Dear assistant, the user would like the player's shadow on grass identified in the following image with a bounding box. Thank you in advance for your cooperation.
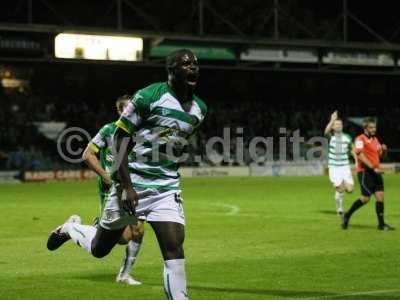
[78,278,335,298]
[188,286,399,299]
[72,273,120,283]
[73,272,159,284]
[71,275,399,299]
[163,284,336,298]
[348,224,378,230]
[319,210,338,215]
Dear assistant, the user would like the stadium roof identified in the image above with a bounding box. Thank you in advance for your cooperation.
[2,1,400,75]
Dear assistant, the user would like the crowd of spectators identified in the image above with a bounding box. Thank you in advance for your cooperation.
[0,89,111,171]
[1,87,399,171]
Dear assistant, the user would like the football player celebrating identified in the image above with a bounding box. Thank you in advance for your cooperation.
[47,49,207,300]
[324,111,355,215]
[342,117,394,230]
[82,95,144,285]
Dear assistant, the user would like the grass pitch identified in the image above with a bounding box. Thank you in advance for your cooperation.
[0,176,400,300]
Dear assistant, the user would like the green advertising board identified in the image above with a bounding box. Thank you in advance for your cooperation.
[151,42,236,60]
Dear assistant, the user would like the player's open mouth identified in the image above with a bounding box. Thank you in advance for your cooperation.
[186,73,198,86]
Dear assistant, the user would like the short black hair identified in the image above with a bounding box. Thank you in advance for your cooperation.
[363,117,377,128]
[166,49,195,72]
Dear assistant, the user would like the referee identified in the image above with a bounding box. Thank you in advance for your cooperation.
[342,117,394,230]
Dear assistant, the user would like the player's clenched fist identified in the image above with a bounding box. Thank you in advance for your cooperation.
[121,187,139,215]
[102,174,112,187]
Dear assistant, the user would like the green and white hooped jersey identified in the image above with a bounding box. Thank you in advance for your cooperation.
[116,82,207,191]
[90,122,117,207]
[91,122,117,172]
[327,133,353,167]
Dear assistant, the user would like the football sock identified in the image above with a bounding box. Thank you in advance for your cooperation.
[118,241,141,278]
[163,259,188,300]
[64,223,96,254]
[335,191,344,212]
[346,199,364,219]
[376,201,385,227]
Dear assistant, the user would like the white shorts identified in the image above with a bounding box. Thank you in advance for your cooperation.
[328,165,354,187]
[100,184,185,230]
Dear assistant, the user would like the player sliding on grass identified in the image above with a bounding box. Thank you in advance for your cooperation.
[82,95,144,286]
[47,49,207,300]
[342,117,394,231]
[324,111,356,215]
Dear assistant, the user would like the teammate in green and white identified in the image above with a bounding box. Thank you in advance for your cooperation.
[47,49,206,300]
[324,111,356,215]
[82,95,144,286]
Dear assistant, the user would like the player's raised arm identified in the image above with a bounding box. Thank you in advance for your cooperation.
[82,142,111,186]
[324,110,338,136]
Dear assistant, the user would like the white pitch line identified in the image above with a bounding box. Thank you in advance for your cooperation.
[213,203,241,216]
[295,289,400,300]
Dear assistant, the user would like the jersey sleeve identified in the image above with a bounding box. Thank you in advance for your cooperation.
[354,136,364,154]
[90,126,108,153]
[115,91,150,134]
